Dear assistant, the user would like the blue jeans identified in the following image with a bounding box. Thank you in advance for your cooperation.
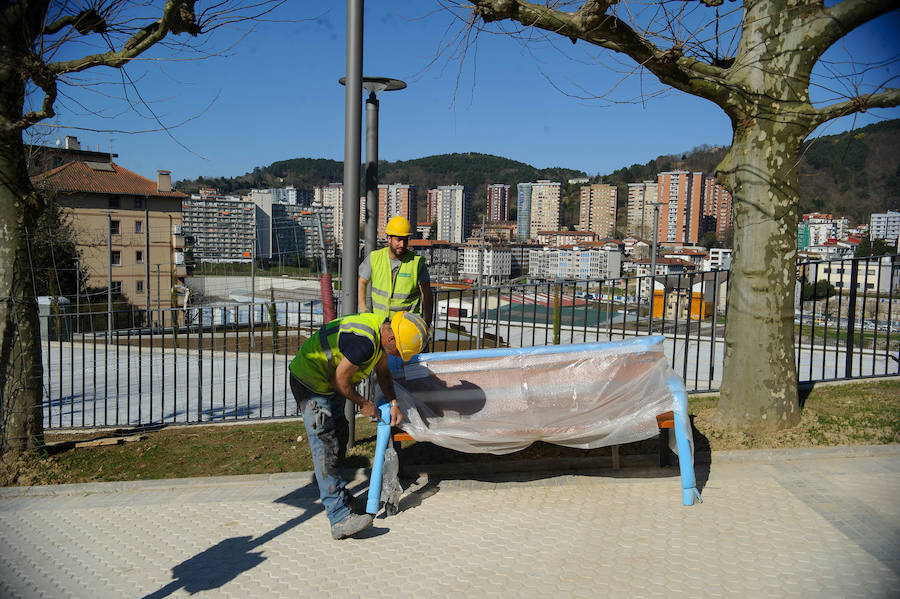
[291,377,351,525]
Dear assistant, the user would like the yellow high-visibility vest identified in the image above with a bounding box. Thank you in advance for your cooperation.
[369,247,423,320]
[289,312,385,395]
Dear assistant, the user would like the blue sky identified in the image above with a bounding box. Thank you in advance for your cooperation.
[32,1,900,183]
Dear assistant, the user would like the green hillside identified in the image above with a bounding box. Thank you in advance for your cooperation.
[176,119,900,229]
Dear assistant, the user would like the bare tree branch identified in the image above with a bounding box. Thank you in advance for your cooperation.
[806,0,899,62]
[50,0,201,75]
[811,87,900,127]
[468,0,730,101]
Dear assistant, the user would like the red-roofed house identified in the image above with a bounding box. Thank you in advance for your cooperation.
[32,160,188,313]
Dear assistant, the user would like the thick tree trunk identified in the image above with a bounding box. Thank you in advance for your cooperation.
[714,121,805,431]
[0,58,45,456]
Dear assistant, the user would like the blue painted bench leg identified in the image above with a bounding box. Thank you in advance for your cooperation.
[366,402,392,515]
[668,375,702,506]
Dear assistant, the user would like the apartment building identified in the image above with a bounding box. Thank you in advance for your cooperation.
[314,183,345,249]
[459,243,512,284]
[536,230,599,247]
[436,185,472,243]
[626,181,658,238]
[183,189,256,263]
[486,184,510,222]
[578,183,617,238]
[870,210,900,243]
[701,178,733,241]
[472,221,517,243]
[798,212,850,250]
[426,188,440,223]
[409,239,459,283]
[528,246,622,280]
[656,171,705,245]
[378,183,417,240]
[517,180,561,241]
[32,160,187,309]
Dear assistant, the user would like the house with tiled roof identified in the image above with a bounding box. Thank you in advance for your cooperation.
[32,158,188,314]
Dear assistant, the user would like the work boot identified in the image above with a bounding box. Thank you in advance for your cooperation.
[330,513,374,540]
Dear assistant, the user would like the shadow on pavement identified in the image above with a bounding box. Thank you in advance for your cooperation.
[141,476,366,598]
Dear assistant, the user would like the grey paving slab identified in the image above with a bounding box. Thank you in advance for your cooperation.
[1,447,899,598]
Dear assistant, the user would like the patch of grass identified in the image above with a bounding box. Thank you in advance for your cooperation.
[3,379,898,487]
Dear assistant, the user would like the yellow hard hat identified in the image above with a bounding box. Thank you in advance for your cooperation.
[385,215,411,237]
[390,311,428,361]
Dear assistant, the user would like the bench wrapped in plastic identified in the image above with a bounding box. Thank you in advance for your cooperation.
[383,335,701,506]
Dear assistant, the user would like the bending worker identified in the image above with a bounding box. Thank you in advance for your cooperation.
[288,311,428,540]
[358,215,434,337]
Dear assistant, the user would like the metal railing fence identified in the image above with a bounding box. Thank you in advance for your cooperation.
[38,255,899,430]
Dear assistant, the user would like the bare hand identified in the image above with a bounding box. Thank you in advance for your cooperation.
[390,405,404,427]
[360,400,377,419]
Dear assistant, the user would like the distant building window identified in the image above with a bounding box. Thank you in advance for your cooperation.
[135,220,143,234]
[111,250,121,266]
[110,220,120,235]
[136,280,144,293]
[135,198,144,209]
[109,197,120,209]
[111,281,122,295]
[136,250,143,264]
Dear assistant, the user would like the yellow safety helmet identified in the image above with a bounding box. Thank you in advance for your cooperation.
[385,215,412,237]
[390,311,428,361]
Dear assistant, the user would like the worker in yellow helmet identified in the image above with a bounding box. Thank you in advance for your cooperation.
[358,215,433,340]
[289,310,428,539]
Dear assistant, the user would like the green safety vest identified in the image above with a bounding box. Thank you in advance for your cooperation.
[370,247,423,320]
[289,312,385,395]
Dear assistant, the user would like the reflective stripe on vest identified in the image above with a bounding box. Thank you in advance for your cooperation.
[289,313,384,395]
[370,248,422,319]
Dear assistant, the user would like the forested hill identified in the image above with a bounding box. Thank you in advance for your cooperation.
[177,119,899,226]
[176,152,587,218]
[600,118,900,224]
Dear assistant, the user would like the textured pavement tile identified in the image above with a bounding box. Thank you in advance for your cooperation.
[1,452,899,598]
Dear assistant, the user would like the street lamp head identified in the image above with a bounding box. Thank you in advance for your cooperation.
[339,76,407,96]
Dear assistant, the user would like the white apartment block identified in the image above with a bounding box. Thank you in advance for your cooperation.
[436,185,472,243]
[870,210,900,243]
[798,213,850,249]
[626,181,658,238]
[703,247,733,271]
[459,244,512,283]
[182,194,256,263]
[314,183,344,249]
[579,183,617,238]
[528,247,622,280]
[517,180,560,240]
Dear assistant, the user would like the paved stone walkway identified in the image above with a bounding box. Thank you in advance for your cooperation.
[1,446,898,598]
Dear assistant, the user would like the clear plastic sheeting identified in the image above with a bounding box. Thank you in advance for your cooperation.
[391,336,688,455]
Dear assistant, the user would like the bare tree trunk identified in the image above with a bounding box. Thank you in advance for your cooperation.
[714,121,805,431]
[0,101,45,456]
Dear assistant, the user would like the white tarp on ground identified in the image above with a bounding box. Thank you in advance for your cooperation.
[391,336,683,455]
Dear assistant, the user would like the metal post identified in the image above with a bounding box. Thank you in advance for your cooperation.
[343,0,364,449]
[156,264,161,313]
[649,202,660,333]
[365,91,379,258]
[145,202,151,325]
[844,257,859,378]
[107,213,113,333]
[341,0,363,317]
[476,216,485,349]
[75,256,80,334]
[250,232,256,346]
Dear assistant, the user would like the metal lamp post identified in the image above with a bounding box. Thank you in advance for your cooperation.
[648,202,662,333]
[339,76,406,259]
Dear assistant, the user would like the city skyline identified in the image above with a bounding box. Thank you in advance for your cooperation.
[27,2,900,184]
